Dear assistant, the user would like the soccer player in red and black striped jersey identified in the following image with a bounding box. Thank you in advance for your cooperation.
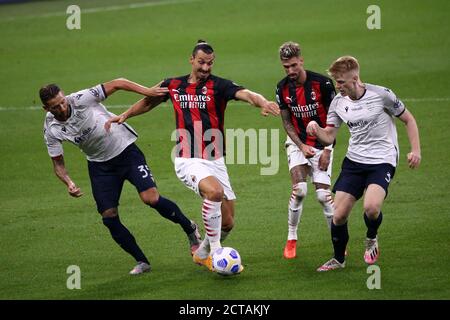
[275,41,337,260]
[106,40,279,273]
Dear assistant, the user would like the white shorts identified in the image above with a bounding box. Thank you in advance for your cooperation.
[285,137,333,185]
[174,157,236,200]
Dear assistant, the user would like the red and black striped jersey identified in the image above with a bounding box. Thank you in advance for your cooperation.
[161,75,244,159]
[276,70,336,149]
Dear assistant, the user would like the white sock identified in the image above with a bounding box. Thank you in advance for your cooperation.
[288,182,306,240]
[316,189,334,229]
[196,236,210,259]
[202,199,222,254]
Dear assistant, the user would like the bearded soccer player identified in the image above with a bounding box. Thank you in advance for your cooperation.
[307,56,421,271]
[41,78,201,275]
[105,40,280,273]
[275,41,336,259]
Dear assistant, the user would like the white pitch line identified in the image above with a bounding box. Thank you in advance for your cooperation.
[0,0,200,22]
[402,97,450,102]
[0,98,449,112]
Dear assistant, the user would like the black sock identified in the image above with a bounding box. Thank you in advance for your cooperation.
[150,196,194,235]
[102,216,149,264]
[331,221,349,263]
[364,211,383,239]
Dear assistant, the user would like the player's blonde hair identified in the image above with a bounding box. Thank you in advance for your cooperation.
[279,41,301,60]
[327,56,360,77]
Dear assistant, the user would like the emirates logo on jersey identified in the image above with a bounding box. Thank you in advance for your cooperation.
[173,92,211,109]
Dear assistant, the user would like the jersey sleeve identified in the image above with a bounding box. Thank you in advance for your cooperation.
[326,98,343,128]
[275,84,288,110]
[159,78,171,102]
[73,84,107,105]
[218,78,245,101]
[320,78,336,110]
[43,124,63,158]
[381,87,406,117]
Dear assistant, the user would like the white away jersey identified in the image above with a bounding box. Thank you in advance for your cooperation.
[43,84,138,162]
[327,83,406,167]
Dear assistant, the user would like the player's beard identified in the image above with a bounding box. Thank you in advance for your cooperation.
[288,73,299,82]
[197,70,210,81]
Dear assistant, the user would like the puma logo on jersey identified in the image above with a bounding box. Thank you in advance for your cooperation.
[286,96,293,103]
[171,89,180,93]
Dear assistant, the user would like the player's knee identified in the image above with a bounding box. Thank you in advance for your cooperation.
[292,182,307,199]
[363,203,381,217]
[203,187,224,202]
[333,214,347,225]
[316,188,332,205]
[141,188,160,207]
[101,208,118,218]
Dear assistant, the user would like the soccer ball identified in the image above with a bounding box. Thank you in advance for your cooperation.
[212,247,242,276]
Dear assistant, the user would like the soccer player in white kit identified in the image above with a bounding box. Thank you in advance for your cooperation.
[40,78,201,275]
[306,56,421,271]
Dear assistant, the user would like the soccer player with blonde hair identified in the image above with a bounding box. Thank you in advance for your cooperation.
[307,55,421,271]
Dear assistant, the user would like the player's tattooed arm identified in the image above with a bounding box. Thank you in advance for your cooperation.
[281,109,315,158]
[51,155,83,198]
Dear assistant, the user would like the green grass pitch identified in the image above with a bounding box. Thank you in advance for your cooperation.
[0,0,449,300]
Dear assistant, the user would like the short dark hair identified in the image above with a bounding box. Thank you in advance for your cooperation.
[192,39,214,57]
[39,84,61,105]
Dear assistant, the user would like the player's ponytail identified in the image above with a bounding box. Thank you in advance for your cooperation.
[192,39,214,56]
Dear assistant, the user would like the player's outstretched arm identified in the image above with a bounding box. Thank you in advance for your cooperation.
[306,120,338,146]
[104,95,165,132]
[235,89,280,116]
[102,78,169,97]
[398,109,421,169]
[51,155,83,198]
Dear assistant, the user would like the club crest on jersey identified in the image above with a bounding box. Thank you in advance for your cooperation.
[345,106,349,112]
[311,91,316,101]
[190,175,197,183]
[201,86,208,95]
[89,88,100,98]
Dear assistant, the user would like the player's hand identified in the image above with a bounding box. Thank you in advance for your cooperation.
[261,101,280,117]
[318,149,331,170]
[407,151,421,169]
[104,113,128,133]
[68,182,83,198]
[300,144,315,158]
[144,81,169,97]
[306,120,319,136]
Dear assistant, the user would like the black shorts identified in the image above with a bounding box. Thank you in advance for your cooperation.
[88,143,156,213]
[332,157,396,200]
